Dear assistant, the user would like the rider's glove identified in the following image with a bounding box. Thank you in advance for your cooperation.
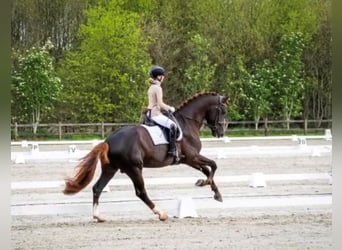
[169,106,175,113]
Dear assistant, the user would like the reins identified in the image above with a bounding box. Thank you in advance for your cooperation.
[178,111,202,125]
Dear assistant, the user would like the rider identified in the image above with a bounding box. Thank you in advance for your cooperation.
[147,65,179,161]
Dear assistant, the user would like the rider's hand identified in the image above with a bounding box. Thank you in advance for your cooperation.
[169,106,175,113]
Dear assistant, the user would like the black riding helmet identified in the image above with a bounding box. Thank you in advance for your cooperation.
[149,66,165,78]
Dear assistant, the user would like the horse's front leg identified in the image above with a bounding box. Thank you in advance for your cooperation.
[92,165,118,222]
[125,166,168,221]
[187,154,223,202]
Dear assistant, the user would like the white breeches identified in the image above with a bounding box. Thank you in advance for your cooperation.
[151,114,176,129]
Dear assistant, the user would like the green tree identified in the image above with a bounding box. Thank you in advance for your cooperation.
[57,0,151,122]
[11,0,90,61]
[302,0,332,124]
[248,60,273,129]
[183,34,216,98]
[12,41,62,133]
[249,32,305,129]
[273,32,305,128]
[11,0,332,125]
[220,55,251,121]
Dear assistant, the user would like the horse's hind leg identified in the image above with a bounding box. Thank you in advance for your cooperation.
[92,164,118,222]
[125,166,168,221]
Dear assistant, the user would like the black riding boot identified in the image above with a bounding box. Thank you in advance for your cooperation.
[168,125,179,162]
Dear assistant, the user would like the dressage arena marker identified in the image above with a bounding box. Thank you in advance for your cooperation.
[68,145,78,154]
[30,142,39,154]
[15,154,25,164]
[223,137,231,143]
[21,140,28,147]
[177,196,198,218]
[297,137,307,147]
[325,129,332,140]
[248,172,267,188]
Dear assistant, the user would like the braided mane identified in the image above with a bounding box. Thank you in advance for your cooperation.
[177,91,218,110]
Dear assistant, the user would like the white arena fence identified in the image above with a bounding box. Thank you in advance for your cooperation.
[11,133,332,163]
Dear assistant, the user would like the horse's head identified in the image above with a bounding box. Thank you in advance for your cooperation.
[205,95,229,138]
[177,92,229,138]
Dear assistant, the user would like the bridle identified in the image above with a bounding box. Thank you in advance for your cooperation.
[206,96,227,132]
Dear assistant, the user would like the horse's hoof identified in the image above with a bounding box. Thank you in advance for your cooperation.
[159,213,169,221]
[93,215,106,223]
[195,179,206,187]
[214,194,223,202]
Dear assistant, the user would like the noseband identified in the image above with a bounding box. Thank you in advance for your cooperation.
[207,96,226,131]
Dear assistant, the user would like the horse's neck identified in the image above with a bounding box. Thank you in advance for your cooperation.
[178,99,212,122]
[175,107,205,131]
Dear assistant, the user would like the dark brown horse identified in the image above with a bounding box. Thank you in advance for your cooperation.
[63,92,229,222]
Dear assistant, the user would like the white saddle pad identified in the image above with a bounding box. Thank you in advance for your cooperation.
[141,125,183,146]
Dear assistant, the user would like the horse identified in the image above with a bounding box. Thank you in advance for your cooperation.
[63,92,229,222]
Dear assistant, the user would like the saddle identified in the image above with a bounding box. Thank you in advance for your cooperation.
[141,109,181,141]
[141,108,182,164]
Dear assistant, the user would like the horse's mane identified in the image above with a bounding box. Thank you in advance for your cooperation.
[176,91,218,110]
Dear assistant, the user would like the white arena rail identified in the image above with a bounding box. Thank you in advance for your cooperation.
[11,139,332,163]
[10,132,333,147]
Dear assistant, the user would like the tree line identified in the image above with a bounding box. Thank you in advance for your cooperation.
[11,0,332,129]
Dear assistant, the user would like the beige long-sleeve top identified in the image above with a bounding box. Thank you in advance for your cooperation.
[147,80,172,117]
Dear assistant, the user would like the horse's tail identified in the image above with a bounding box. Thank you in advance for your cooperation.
[63,142,110,195]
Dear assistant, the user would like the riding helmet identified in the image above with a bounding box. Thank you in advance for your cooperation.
[149,66,165,78]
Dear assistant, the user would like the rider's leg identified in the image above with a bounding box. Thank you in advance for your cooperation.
[168,124,179,160]
[168,124,176,154]
[151,114,179,161]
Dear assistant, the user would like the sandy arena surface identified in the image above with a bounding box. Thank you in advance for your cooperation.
[11,138,332,250]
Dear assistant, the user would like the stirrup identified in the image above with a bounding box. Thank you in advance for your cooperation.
[167,150,175,156]
[168,150,180,163]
